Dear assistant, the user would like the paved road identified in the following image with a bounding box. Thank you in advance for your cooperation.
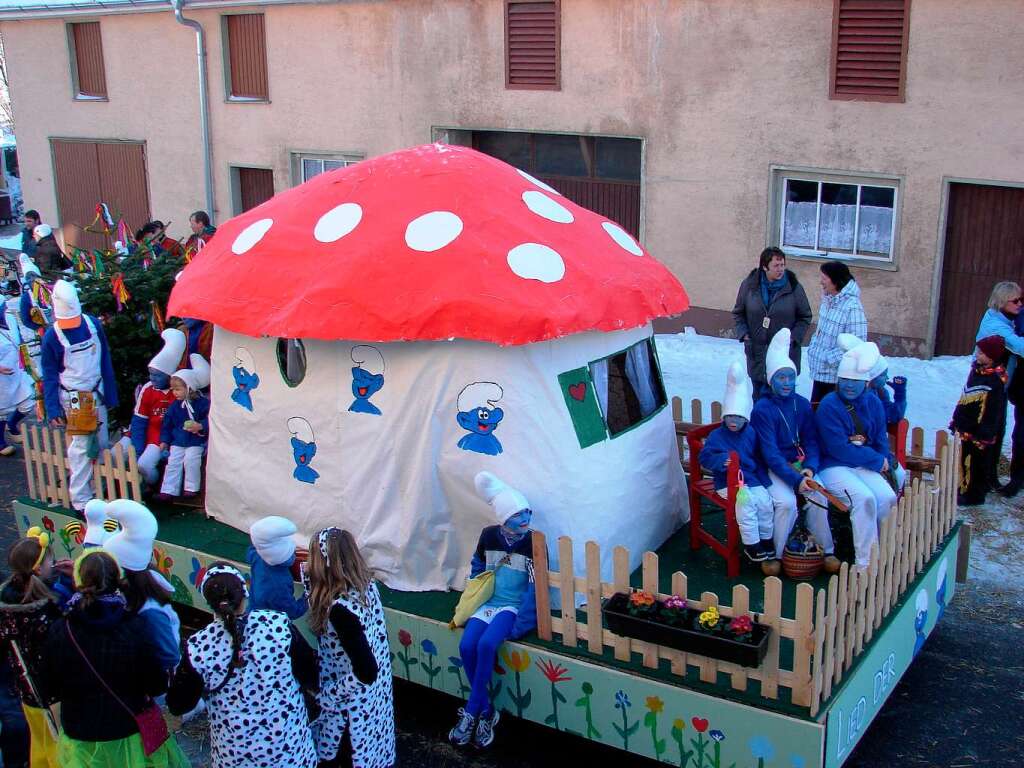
[0,450,1020,767]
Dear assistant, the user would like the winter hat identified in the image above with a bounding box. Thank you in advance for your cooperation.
[868,353,889,382]
[103,499,158,572]
[148,328,187,375]
[765,328,797,382]
[250,516,298,567]
[721,360,753,420]
[51,279,81,320]
[457,382,503,414]
[976,335,1006,362]
[83,500,114,547]
[171,367,200,393]
[474,471,530,526]
[189,353,211,390]
[32,224,52,240]
[837,341,881,382]
[18,253,40,279]
[837,333,864,353]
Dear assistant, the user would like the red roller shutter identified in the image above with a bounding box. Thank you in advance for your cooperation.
[226,13,269,100]
[829,0,911,103]
[70,22,107,98]
[238,168,274,212]
[505,0,560,90]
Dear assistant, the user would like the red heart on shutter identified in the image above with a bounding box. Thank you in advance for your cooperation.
[568,382,587,402]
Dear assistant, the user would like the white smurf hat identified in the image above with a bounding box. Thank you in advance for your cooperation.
[171,367,200,393]
[250,516,298,567]
[51,279,81,320]
[837,341,881,382]
[287,416,314,444]
[234,347,255,372]
[457,382,503,414]
[868,353,889,381]
[351,345,385,375]
[722,360,753,420]
[18,253,40,279]
[189,353,211,390]
[837,333,864,353]
[103,499,158,572]
[82,500,113,547]
[148,328,187,375]
[474,471,530,526]
[32,224,52,240]
[765,328,797,383]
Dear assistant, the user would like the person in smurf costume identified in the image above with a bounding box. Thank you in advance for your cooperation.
[80,498,119,548]
[247,515,307,619]
[131,328,186,487]
[230,347,259,412]
[349,345,385,415]
[456,382,504,455]
[288,417,319,484]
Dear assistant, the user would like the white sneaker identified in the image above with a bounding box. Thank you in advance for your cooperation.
[473,708,500,749]
[448,707,475,747]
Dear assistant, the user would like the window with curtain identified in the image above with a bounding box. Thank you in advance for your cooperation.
[587,337,666,437]
[297,153,362,184]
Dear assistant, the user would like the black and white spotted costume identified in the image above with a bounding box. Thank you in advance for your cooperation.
[169,609,318,768]
[314,581,396,767]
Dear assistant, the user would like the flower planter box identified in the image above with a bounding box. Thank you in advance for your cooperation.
[602,592,770,669]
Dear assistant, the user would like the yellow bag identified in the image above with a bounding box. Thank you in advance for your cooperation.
[449,570,495,629]
[65,391,98,436]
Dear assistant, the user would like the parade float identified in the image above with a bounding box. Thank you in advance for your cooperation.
[14,144,968,767]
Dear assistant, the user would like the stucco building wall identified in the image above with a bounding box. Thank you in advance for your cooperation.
[3,0,1023,354]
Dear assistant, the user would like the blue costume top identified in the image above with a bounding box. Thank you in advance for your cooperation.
[699,424,770,491]
[815,390,892,472]
[40,316,119,420]
[871,380,907,426]
[18,291,44,332]
[246,546,307,620]
[977,308,1024,378]
[469,526,536,640]
[160,396,210,448]
[751,391,821,491]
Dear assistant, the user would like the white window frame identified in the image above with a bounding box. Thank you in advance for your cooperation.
[290,151,363,186]
[769,166,902,270]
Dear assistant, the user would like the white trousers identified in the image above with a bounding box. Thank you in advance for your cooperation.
[137,443,163,486]
[0,395,35,420]
[767,471,835,558]
[61,394,109,511]
[160,445,203,495]
[818,466,899,566]
[719,485,773,546]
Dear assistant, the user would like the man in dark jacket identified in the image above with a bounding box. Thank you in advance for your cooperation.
[732,247,813,394]
[19,210,40,257]
[30,225,69,278]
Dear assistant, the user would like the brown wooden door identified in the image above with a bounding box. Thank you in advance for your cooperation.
[935,183,1024,356]
[539,176,641,238]
[238,168,274,212]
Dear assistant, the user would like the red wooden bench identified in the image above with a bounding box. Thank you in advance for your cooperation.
[685,422,743,578]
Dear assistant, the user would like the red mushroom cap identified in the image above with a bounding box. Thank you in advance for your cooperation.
[169,144,688,346]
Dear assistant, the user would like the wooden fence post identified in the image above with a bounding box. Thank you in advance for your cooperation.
[791,583,814,707]
[698,590,720,683]
[730,584,750,691]
[641,552,660,669]
[823,573,839,699]
[810,587,828,718]
[760,577,782,699]
[833,562,849,684]
[532,531,552,641]
[557,536,577,649]
[612,546,631,662]
[585,541,603,654]
[670,571,687,676]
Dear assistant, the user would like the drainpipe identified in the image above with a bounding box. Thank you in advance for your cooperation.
[172,0,215,222]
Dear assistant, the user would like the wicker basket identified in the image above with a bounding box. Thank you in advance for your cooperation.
[782,547,824,580]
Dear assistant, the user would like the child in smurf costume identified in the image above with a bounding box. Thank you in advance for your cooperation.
[0,305,36,457]
[838,334,907,427]
[349,345,385,415]
[247,515,307,619]
[449,471,536,750]
[700,361,776,564]
[456,382,504,455]
[287,417,319,484]
[131,328,186,487]
[230,347,259,412]
[158,366,210,500]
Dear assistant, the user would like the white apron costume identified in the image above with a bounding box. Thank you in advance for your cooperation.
[54,316,109,509]
[0,320,35,418]
[4,298,41,383]
[314,582,396,767]
[187,609,318,768]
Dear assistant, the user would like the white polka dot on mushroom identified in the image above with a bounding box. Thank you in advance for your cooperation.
[602,221,643,256]
[231,218,273,255]
[522,190,574,224]
[314,203,362,243]
[507,243,565,283]
[405,211,464,252]
[516,168,561,195]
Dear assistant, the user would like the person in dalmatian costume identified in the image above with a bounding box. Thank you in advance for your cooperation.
[168,562,319,768]
[449,472,537,750]
[306,527,395,768]
[130,328,187,487]
[40,279,118,512]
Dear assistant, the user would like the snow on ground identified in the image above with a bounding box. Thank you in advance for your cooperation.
[655,330,1024,591]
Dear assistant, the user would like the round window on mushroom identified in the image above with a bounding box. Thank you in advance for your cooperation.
[276,338,307,387]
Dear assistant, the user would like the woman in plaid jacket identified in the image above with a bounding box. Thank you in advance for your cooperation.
[807,261,868,405]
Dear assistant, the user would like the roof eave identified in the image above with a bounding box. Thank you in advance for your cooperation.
[0,0,318,21]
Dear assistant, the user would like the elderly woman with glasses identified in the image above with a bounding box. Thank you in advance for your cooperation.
[975,281,1024,495]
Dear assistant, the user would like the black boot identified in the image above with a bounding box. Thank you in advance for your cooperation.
[1002,453,1024,498]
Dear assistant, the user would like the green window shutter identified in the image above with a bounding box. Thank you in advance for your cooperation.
[558,367,607,449]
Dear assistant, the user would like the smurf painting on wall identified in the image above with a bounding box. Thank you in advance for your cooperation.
[231,347,259,412]
[287,417,319,484]
[349,345,385,415]
[456,382,505,455]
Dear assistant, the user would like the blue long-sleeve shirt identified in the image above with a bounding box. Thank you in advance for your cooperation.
[159,396,209,448]
[699,424,770,490]
[751,392,820,490]
[246,546,307,620]
[816,390,892,472]
[977,309,1024,379]
[40,315,119,420]
[872,381,907,426]
[19,291,43,332]
[469,526,537,640]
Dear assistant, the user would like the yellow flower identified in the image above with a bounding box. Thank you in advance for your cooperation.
[698,605,721,629]
[501,649,532,673]
[673,718,686,731]
[645,696,664,714]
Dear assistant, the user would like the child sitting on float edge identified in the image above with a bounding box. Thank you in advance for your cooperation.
[951,335,1008,507]
[158,367,209,500]
[699,361,776,564]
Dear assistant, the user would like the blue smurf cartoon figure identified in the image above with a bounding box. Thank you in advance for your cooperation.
[935,557,948,624]
[456,382,505,455]
[912,588,929,658]
[349,345,385,416]
[231,346,260,412]
[287,416,320,484]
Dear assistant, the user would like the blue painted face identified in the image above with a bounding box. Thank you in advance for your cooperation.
[148,367,170,390]
[457,406,504,435]
[503,509,532,535]
[770,368,797,398]
[870,370,888,390]
[351,367,384,400]
[837,378,867,401]
[723,415,748,432]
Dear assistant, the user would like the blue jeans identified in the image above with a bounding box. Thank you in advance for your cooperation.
[458,611,517,718]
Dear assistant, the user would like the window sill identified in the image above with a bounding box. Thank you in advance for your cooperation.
[73,94,107,102]
[782,248,898,272]
[226,96,270,104]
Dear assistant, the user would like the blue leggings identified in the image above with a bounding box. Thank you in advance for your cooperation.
[459,611,516,717]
